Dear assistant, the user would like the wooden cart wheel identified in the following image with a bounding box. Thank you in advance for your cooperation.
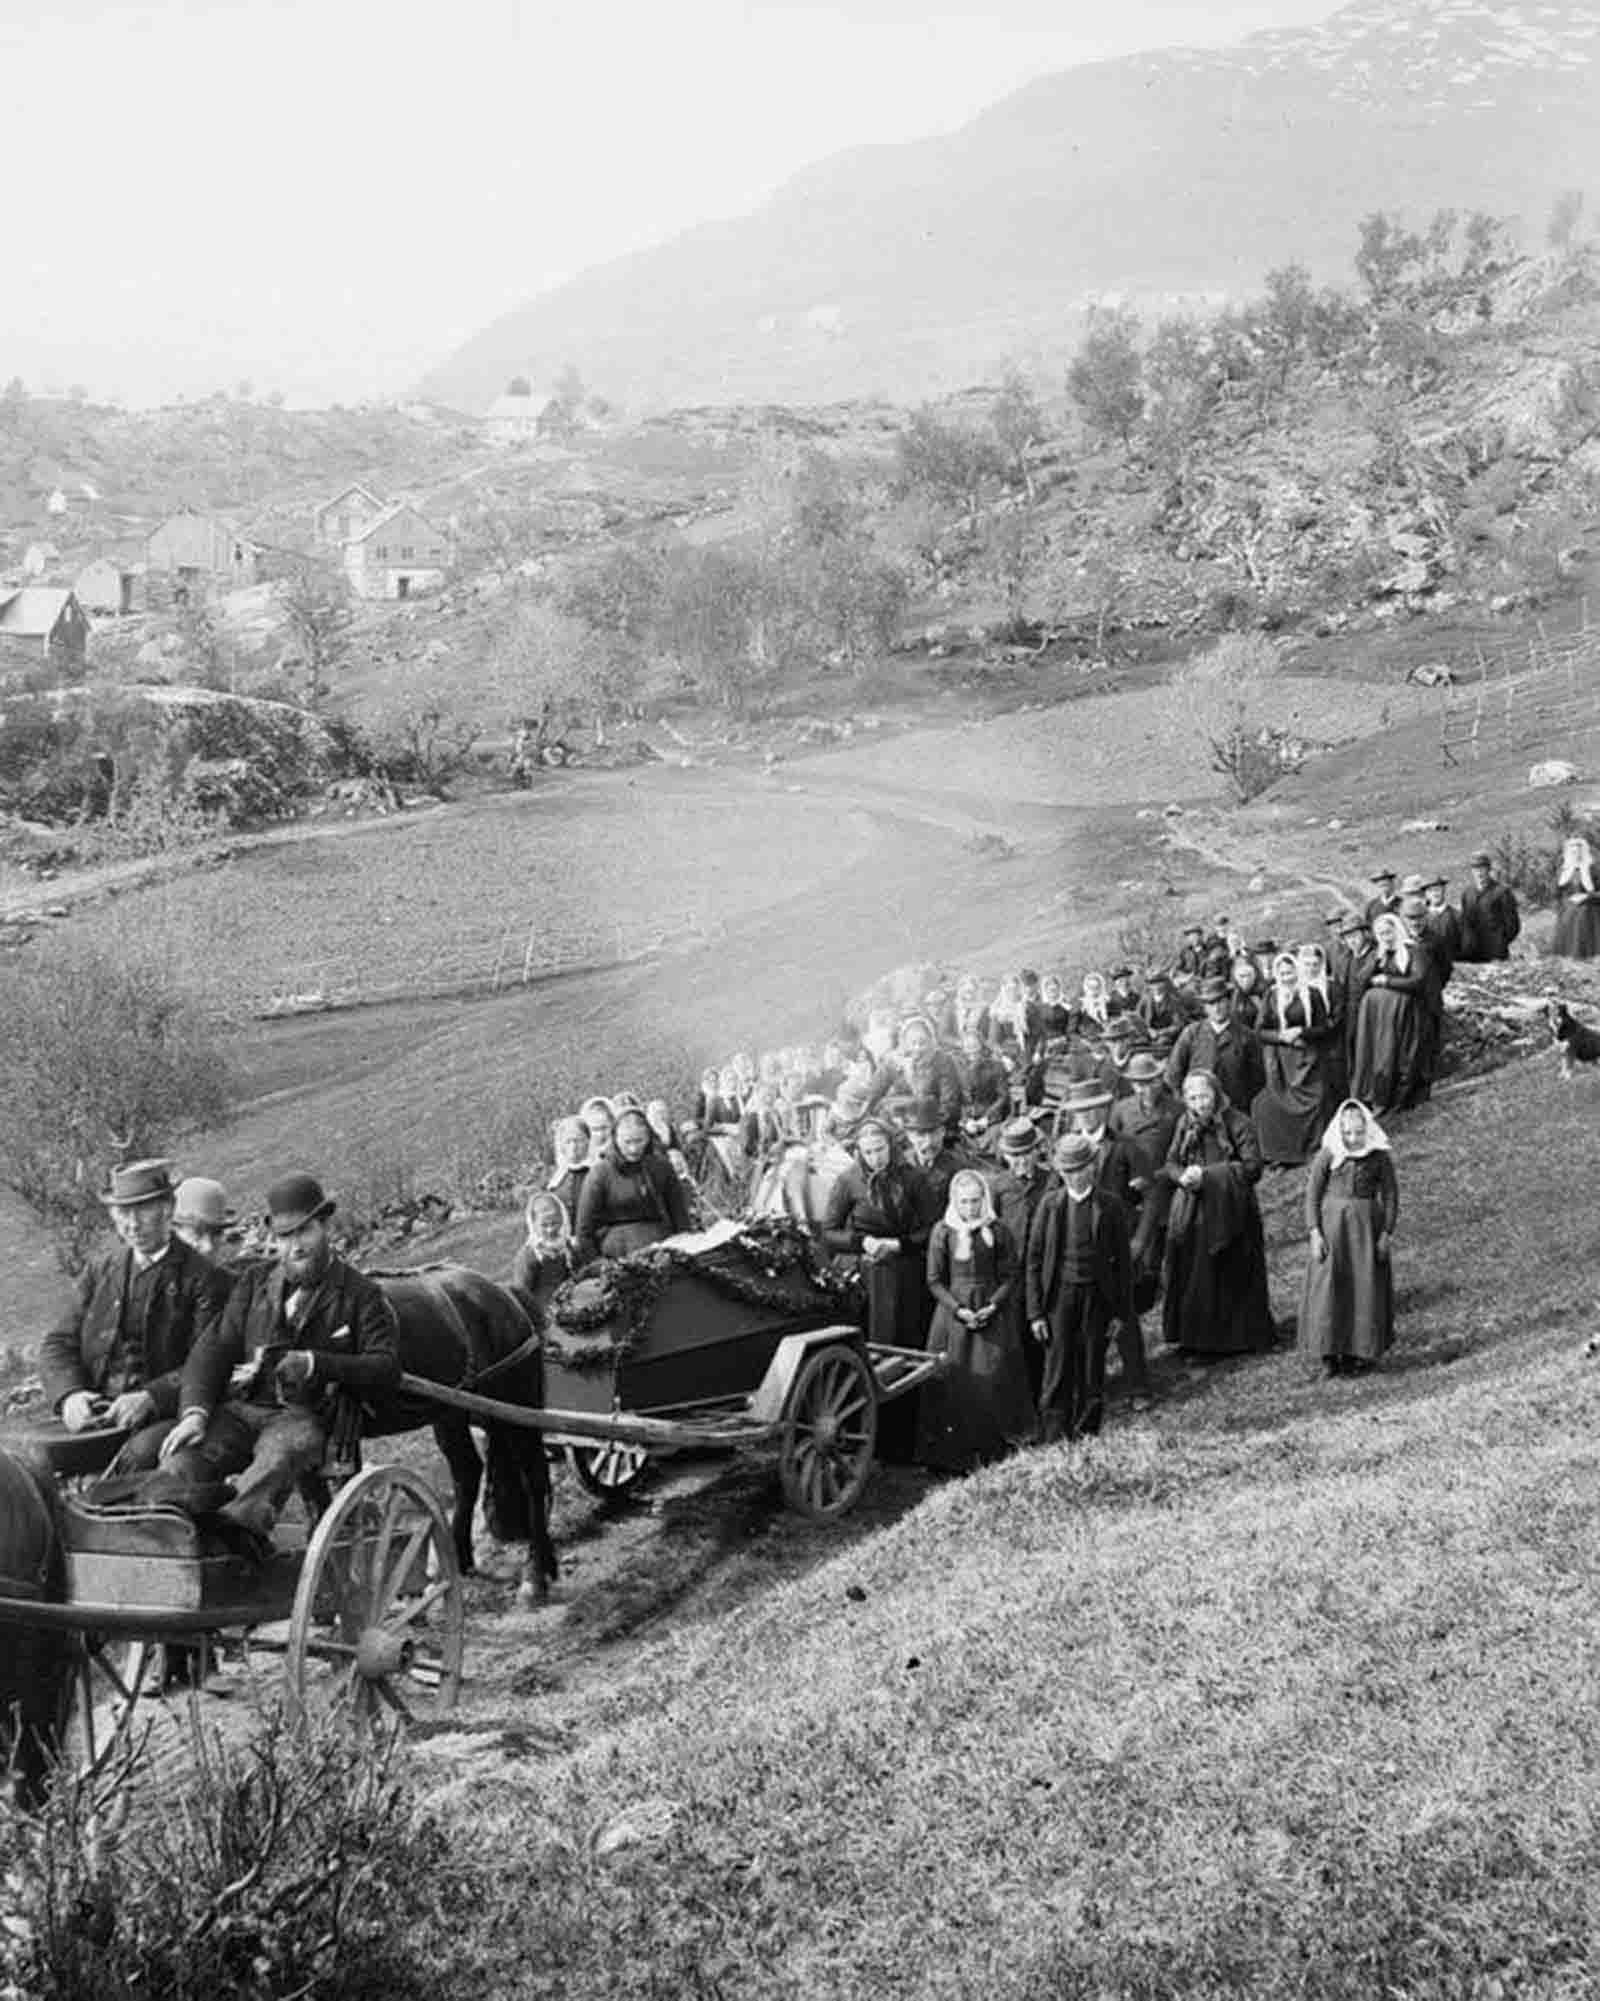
[778,1342,878,1521]
[567,1440,651,1498]
[285,1465,463,1732]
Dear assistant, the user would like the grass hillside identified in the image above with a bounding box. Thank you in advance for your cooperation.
[395,1051,1600,1998]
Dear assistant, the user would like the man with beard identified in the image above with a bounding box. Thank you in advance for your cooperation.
[1025,1133,1135,1443]
[903,1098,964,1219]
[155,1172,399,1541]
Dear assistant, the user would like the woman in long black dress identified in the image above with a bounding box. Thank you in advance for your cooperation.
[1158,1069,1274,1356]
[1552,836,1600,960]
[821,1117,930,1461]
[1298,1099,1399,1377]
[1253,951,1340,1166]
[916,1170,1033,1471]
[1349,912,1434,1114]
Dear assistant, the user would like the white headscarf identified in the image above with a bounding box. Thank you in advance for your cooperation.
[942,1168,997,1261]
[1559,837,1595,895]
[1371,911,1413,974]
[1320,1098,1391,1169]
[1079,972,1109,1028]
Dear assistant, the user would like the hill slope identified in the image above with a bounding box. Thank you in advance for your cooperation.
[423,0,1600,413]
[391,1050,1600,1998]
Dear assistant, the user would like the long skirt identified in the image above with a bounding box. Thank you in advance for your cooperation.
[1039,1286,1113,1442]
[915,1272,1035,1471]
[1253,1044,1333,1166]
[1552,898,1600,960]
[1298,1191,1393,1362]
[1350,987,1430,1116]
[1161,1214,1274,1356]
[865,1249,929,1465]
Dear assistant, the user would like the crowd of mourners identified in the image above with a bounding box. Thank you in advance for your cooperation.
[43,837,1594,1511]
[509,843,1569,1472]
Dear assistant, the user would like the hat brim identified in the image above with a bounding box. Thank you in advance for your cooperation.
[268,1198,336,1236]
[175,1208,238,1228]
[99,1184,175,1208]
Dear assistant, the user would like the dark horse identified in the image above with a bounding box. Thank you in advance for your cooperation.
[371,1264,558,1606]
[0,1446,74,1806]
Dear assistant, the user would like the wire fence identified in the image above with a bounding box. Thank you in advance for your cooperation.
[1437,599,1600,768]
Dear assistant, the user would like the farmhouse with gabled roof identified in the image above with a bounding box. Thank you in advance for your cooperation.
[313,480,389,548]
[341,503,449,601]
[0,586,89,669]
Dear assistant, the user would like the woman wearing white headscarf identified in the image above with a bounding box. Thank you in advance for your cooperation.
[915,1169,1033,1470]
[1552,836,1600,960]
[1298,1100,1399,1376]
[1252,950,1341,1166]
[1349,912,1435,1114]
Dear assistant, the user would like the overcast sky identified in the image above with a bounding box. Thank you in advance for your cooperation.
[0,0,1343,406]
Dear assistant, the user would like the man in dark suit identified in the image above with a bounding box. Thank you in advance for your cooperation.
[1165,977,1265,1119]
[156,1172,399,1539]
[986,1117,1052,1404]
[1025,1133,1135,1443]
[1458,851,1521,962]
[39,1159,229,1471]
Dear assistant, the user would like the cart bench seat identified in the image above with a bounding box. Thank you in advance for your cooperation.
[61,1496,301,1619]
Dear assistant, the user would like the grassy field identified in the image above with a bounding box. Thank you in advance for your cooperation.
[379,1052,1600,2000]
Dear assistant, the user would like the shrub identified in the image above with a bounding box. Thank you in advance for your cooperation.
[5,1713,449,2001]
[0,941,231,1250]
[1490,829,1564,908]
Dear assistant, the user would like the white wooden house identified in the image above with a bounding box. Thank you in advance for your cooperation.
[341,504,449,601]
[145,510,258,602]
[75,556,139,616]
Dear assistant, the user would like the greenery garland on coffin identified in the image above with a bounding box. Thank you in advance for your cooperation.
[543,1218,862,1376]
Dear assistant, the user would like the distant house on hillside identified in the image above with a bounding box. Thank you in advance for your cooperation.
[145,509,258,604]
[313,480,389,548]
[75,555,140,616]
[0,586,89,670]
[342,503,449,601]
[484,384,558,447]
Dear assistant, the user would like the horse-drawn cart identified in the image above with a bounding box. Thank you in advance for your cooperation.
[415,1217,942,1519]
[0,1428,464,1809]
[0,1219,938,1798]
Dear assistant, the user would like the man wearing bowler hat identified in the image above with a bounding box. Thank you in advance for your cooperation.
[1025,1132,1135,1443]
[1365,868,1399,926]
[171,1177,239,1272]
[987,1117,1052,1405]
[1062,1077,1148,1394]
[1165,975,1265,1118]
[902,1097,962,1218]
[1458,850,1520,962]
[157,1171,399,1541]
[39,1159,229,1470]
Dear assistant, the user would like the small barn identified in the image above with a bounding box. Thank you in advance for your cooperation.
[313,481,389,548]
[75,556,139,616]
[0,587,90,670]
[342,504,450,601]
[145,510,258,602]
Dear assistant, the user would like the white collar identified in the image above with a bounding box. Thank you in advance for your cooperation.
[130,1242,171,1273]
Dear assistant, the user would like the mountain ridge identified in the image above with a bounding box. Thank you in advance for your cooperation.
[422,0,1600,414]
